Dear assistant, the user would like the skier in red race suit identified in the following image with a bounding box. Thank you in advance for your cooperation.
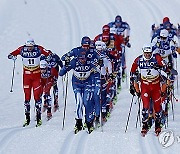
[130,44,169,136]
[40,60,57,120]
[8,39,50,127]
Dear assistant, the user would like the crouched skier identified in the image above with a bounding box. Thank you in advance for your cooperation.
[59,52,96,134]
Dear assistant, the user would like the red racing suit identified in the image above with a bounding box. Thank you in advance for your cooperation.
[10,45,50,102]
[41,66,57,95]
[130,53,166,113]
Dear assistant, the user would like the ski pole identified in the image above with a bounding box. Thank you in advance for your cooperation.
[125,95,134,133]
[62,73,68,130]
[100,90,103,132]
[170,91,175,121]
[135,97,141,128]
[10,59,16,92]
[62,74,66,100]
[175,58,178,94]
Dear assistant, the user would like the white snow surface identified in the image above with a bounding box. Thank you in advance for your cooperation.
[0,0,180,154]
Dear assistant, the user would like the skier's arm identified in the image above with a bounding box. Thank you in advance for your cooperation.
[38,45,50,56]
[59,59,75,76]
[55,54,63,68]
[61,48,77,61]
[8,46,23,59]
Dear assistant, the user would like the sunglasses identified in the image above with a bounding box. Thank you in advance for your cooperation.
[160,36,167,40]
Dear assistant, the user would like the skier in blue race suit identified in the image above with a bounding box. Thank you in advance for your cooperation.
[60,36,100,134]
[59,52,96,134]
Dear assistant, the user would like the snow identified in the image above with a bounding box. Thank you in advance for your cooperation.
[0,0,180,154]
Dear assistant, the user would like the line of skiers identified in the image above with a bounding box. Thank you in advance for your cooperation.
[130,16,179,136]
[7,15,179,135]
[7,15,130,134]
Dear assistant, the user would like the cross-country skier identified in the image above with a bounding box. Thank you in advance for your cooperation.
[94,41,113,123]
[108,15,131,82]
[60,37,98,134]
[151,29,177,83]
[130,44,169,136]
[41,51,63,112]
[40,60,58,120]
[8,39,50,127]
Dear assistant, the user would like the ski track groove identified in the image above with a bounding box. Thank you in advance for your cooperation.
[58,0,74,48]
[140,0,159,24]
[75,131,88,154]
[100,0,115,21]
[134,1,167,153]
[107,0,119,15]
[139,131,159,154]
[56,1,86,154]
[63,0,83,47]
[146,0,164,19]
[0,126,34,153]
[0,126,22,134]
[138,132,148,154]
[66,0,83,39]
[149,131,165,154]
[58,131,75,154]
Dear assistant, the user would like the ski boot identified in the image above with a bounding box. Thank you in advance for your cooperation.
[106,105,111,119]
[122,68,126,82]
[36,112,42,127]
[47,112,52,121]
[113,95,118,105]
[117,76,121,94]
[155,127,161,136]
[83,122,87,129]
[141,108,149,137]
[155,112,162,136]
[109,101,113,111]
[117,85,121,94]
[47,106,52,120]
[36,120,42,127]
[141,122,149,137]
[23,113,30,127]
[74,119,83,134]
[102,112,107,123]
[147,115,154,129]
[86,121,94,134]
[94,116,100,129]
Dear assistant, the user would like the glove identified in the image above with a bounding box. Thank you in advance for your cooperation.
[65,57,70,67]
[172,52,177,58]
[108,73,115,80]
[136,92,141,97]
[167,62,172,70]
[151,24,155,30]
[98,58,103,66]
[130,84,136,96]
[161,92,166,97]
[153,64,161,70]
[8,54,17,60]
[64,56,70,61]
[46,54,52,62]
[126,42,131,48]
[171,68,178,75]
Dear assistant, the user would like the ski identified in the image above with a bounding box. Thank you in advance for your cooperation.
[46,116,52,121]
[141,129,149,137]
[155,128,161,136]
